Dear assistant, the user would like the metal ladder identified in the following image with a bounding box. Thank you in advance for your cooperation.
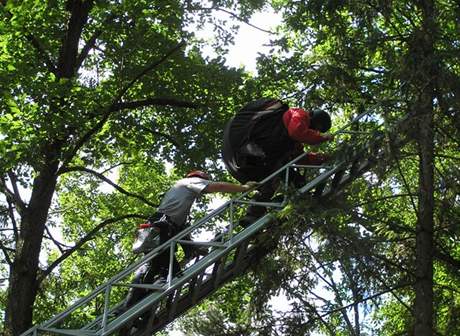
[21,110,394,336]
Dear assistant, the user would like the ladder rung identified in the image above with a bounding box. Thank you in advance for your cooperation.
[191,273,204,304]
[37,327,96,336]
[167,284,184,320]
[291,164,332,169]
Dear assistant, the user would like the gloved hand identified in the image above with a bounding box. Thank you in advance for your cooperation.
[323,134,335,141]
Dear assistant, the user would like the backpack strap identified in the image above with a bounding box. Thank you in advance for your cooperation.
[238,99,289,151]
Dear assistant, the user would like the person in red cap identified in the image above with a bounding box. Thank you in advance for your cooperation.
[152,170,257,273]
[156,170,256,229]
[223,98,334,225]
[121,170,257,322]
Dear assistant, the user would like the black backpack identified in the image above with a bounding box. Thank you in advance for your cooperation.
[229,98,289,151]
[223,98,293,179]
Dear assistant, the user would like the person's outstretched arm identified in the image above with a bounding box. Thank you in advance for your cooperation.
[204,181,258,194]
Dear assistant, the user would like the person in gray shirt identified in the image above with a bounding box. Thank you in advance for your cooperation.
[158,170,257,226]
[154,170,258,271]
[121,170,257,322]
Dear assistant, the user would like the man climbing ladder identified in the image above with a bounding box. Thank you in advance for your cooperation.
[119,170,258,333]
[222,97,334,226]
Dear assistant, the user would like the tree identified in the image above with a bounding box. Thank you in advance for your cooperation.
[177,0,460,334]
[0,0,265,334]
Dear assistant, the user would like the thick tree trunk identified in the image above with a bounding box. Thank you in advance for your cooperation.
[4,161,59,336]
[3,1,93,334]
[413,0,436,334]
[414,102,434,336]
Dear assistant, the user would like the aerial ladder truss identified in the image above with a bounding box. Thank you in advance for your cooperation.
[21,110,406,336]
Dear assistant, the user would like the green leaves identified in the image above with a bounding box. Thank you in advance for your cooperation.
[0,0,267,332]
[1,0,458,334]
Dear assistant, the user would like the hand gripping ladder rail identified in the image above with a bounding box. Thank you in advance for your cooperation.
[21,110,399,336]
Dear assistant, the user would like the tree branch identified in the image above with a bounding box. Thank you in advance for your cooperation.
[188,6,275,34]
[100,161,137,175]
[0,176,26,215]
[140,126,182,149]
[434,248,460,271]
[44,225,66,253]
[7,172,25,210]
[302,282,412,327]
[392,144,419,213]
[110,97,202,113]
[215,7,274,34]
[75,14,116,71]
[57,166,158,208]
[114,40,186,102]
[25,34,57,74]
[57,0,94,78]
[75,28,103,71]
[6,197,19,242]
[0,240,13,265]
[40,213,146,280]
[372,266,413,311]
[58,41,186,169]
[350,193,414,209]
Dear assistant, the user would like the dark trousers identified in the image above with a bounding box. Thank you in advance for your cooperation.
[153,220,181,278]
[237,157,306,222]
[123,219,181,310]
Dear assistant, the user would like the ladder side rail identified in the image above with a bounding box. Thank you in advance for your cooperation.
[102,214,275,335]
[35,194,247,331]
[37,227,196,330]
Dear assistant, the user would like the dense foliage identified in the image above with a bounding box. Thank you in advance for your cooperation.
[178,0,460,335]
[0,0,459,335]
[0,0,266,334]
